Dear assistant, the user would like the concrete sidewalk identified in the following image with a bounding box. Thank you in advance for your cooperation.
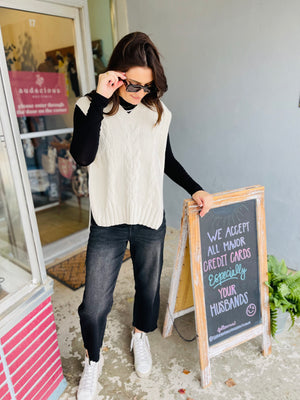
[52,227,300,400]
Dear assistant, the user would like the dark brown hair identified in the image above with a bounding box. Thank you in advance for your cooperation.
[105,32,168,124]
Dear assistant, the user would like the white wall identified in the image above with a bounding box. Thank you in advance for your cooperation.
[126,0,300,269]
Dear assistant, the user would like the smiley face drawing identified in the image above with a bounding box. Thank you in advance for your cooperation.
[246,303,257,317]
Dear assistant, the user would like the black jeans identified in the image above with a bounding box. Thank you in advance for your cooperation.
[78,215,166,362]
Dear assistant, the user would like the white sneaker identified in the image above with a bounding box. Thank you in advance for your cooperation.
[130,331,152,378]
[77,356,102,400]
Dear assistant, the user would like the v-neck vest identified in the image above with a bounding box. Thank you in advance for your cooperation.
[79,96,172,229]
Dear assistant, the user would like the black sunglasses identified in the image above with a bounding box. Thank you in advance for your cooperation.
[123,79,154,94]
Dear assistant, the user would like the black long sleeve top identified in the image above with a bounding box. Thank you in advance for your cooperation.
[70,91,203,196]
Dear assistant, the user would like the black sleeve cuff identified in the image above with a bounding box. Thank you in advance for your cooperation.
[90,91,110,108]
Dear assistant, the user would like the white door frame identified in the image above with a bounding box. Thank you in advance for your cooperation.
[110,0,129,45]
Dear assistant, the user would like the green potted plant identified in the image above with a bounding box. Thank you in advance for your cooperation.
[266,255,300,337]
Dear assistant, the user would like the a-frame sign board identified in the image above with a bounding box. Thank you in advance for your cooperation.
[163,186,271,388]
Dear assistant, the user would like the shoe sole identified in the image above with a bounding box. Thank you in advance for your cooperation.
[77,393,96,400]
[135,369,151,378]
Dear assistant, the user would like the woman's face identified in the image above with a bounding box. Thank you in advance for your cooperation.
[119,66,153,105]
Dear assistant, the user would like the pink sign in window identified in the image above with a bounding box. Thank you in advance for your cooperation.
[8,71,69,117]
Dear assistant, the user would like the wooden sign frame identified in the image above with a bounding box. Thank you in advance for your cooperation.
[163,186,271,388]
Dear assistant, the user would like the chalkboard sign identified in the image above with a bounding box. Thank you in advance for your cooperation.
[200,199,261,345]
[163,186,271,389]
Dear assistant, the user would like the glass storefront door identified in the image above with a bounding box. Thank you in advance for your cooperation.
[0,0,96,335]
[0,62,46,314]
[0,7,96,253]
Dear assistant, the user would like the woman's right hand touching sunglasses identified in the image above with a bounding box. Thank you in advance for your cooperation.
[96,71,126,99]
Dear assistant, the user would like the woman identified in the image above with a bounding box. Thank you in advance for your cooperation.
[71,31,213,399]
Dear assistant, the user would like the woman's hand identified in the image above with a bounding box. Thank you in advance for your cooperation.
[96,71,126,99]
[192,190,213,218]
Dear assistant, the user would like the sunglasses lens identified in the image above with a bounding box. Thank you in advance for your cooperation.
[125,81,153,94]
[126,85,140,93]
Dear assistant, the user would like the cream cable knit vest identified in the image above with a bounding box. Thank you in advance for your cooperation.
[76,96,172,229]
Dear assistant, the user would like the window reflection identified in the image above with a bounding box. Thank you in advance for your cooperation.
[0,8,94,245]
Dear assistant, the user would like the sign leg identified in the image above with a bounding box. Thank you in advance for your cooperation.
[163,208,188,338]
[262,288,272,356]
[187,202,212,388]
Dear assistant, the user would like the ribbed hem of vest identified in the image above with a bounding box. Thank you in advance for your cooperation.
[91,206,164,230]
